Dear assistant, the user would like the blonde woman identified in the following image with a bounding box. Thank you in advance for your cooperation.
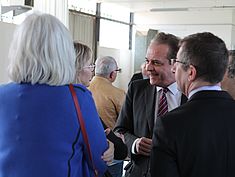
[73,42,128,177]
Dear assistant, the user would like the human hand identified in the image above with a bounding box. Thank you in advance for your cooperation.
[135,137,152,156]
[104,128,111,135]
[114,132,125,143]
[101,140,114,165]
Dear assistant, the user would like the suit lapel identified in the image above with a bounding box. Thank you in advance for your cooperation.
[141,82,187,137]
[180,94,188,105]
[144,83,156,136]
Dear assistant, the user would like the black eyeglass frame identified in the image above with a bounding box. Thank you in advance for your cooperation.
[114,68,122,73]
[170,58,187,65]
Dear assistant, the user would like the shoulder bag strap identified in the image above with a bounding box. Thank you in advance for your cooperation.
[69,84,98,177]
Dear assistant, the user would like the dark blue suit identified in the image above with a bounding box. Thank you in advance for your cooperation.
[151,90,235,177]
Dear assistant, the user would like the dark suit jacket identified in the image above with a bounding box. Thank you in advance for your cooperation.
[114,79,186,177]
[128,72,143,86]
[151,90,235,177]
[101,118,128,160]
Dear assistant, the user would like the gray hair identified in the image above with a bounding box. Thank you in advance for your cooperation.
[228,50,235,78]
[95,56,117,77]
[8,12,76,86]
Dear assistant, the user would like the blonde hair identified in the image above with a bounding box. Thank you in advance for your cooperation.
[8,12,76,86]
[73,42,92,84]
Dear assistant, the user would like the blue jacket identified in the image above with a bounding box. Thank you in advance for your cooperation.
[0,83,108,177]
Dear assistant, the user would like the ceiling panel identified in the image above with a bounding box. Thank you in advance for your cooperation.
[100,0,235,12]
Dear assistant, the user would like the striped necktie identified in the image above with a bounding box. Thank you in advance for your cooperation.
[157,88,168,117]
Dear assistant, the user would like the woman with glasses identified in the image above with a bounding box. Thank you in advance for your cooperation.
[73,42,128,177]
[74,42,95,87]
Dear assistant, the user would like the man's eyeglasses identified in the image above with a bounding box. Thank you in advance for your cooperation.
[83,64,95,72]
[114,68,122,73]
[170,59,187,65]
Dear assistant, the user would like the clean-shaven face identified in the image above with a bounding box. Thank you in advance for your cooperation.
[172,46,189,96]
[145,43,175,87]
[79,61,94,87]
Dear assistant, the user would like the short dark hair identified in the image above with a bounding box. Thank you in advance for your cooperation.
[227,50,235,78]
[151,32,180,60]
[179,32,228,83]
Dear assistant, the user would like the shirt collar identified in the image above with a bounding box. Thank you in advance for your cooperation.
[156,82,178,95]
[188,85,222,99]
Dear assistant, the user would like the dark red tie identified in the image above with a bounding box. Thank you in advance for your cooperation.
[157,88,168,117]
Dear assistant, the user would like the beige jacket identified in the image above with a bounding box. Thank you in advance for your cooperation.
[88,76,126,129]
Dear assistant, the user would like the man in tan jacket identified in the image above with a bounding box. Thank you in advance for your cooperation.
[89,56,125,129]
[88,56,126,177]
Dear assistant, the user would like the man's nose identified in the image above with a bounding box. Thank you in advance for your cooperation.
[146,62,153,71]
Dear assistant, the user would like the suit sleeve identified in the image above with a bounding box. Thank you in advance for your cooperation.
[150,116,180,177]
[114,82,139,157]
[101,118,128,160]
[106,130,128,160]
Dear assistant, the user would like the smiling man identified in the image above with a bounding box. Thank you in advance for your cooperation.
[150,32,235,177]
[114,32,187,177]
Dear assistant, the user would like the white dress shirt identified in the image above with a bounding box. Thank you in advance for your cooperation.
[155,82,182,119]
[132,82,183,154]
[188,85,221,99]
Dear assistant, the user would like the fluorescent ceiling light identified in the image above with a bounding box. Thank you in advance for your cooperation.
[150,8,188,12]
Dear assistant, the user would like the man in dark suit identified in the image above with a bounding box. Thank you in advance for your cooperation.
[128,62,149,86]
[114,32,187,177]
[150,32,235,177]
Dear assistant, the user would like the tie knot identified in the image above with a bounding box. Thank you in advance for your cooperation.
[162,88,168,94]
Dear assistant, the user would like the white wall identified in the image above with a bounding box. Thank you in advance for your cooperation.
[1,7,235,85]
[231,10,235,50]
[0,21,16,83]
[135,9,235,49]
[98,46,133,92]
[34,0,69,27]
[1,0,24,5]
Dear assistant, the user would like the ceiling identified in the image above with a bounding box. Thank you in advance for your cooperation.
[100,0,235,13]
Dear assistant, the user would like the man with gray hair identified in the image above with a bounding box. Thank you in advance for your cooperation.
[221,50,235,99]
[88,56,126,177]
